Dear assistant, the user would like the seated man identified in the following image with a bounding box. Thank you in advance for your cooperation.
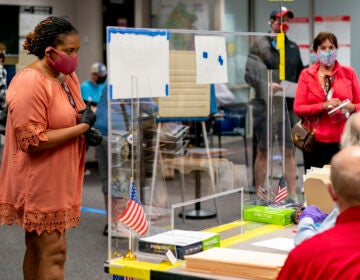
[294,112,360,245]
[278,146,360,279]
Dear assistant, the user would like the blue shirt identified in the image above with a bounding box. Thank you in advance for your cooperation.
[294,206,339,246]
[80,80,105,104]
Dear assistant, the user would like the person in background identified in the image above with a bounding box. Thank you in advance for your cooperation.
[278,146,360,279]
[81,62,107,108]
[245,6,304,201]
[94,81,158,236]
[294,32,360,171]
[0,51,7,135]
[0,16,96,279]
[0,51,7,104]
[294,111,360,245]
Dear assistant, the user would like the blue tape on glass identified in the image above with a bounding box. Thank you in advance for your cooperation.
[109,84,113,100]
[218,55,224,66]
[107,27,169,42]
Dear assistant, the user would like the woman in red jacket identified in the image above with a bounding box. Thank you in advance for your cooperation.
[294,32,360,171]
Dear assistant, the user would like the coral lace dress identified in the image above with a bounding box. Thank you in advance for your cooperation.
[0,68,87,234]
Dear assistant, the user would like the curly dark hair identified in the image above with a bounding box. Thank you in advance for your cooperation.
[313,32,338,52]
[23,16,78,59]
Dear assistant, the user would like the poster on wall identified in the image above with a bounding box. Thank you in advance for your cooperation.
[288,15,351,67]
[157,0,209,50]
[158,0,209,30]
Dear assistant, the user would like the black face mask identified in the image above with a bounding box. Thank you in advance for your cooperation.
[96,76,107,84]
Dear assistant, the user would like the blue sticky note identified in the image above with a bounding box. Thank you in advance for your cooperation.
[203,51,208,59]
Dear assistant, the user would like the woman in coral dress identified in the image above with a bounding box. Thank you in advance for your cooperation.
[0,17,96,279]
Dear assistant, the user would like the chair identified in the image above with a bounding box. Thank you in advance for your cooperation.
[211,103,249,166]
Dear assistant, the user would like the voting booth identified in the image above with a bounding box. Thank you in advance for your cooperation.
[104,26,303,279]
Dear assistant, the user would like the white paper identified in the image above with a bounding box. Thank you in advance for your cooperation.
[274,80,298,98]
[195,35,228,84]
[166,249,177,264]
[251,237,295,252]
[108,29,169,99]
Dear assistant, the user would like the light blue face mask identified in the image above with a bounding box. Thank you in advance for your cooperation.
[316,49,338,67]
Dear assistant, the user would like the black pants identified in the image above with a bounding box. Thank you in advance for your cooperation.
[303,141,340,171]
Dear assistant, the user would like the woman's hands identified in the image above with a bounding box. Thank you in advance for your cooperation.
[78,104,96,128]
[322,98,341,111]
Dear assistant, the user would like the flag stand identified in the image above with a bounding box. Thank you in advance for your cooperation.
[123,248,137,260]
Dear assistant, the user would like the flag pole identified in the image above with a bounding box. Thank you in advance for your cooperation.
[123,76,137,260]
[118,76,149,259]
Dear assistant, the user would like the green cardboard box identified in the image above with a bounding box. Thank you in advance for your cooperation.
[243,206,295,226]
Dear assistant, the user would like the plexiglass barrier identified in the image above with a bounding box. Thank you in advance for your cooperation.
[106,27,304,262]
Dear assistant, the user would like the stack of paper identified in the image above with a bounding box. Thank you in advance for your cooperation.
[185,248,287,280]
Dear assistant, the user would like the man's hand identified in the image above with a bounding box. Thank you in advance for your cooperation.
[272,83,283,94]
[299,205,328,223]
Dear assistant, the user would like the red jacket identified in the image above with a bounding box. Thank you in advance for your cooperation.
[294,61,360,143]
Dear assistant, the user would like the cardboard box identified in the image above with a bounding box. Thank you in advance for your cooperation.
[138,230,220,259]
[243,206,295,226]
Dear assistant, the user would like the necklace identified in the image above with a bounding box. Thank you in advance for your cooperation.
[322,75,331,93]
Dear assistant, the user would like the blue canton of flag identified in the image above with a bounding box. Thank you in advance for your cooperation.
[113,275,134,280]
[117,179,149,236]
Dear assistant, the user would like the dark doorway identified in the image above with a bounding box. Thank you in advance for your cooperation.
[102,0,135,61]
[0,5,19,55]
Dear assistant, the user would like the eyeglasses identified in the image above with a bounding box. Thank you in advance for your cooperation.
[61,82,76,108]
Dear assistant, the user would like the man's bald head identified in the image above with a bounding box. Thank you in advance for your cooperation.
[330,146,360,210]
[341,112,360,149]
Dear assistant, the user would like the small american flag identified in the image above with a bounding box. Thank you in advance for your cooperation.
[274,175,287,202]
[113,275,134,280]
[117,179,149,236]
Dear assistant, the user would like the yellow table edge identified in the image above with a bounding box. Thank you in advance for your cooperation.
[108,221,291,279]
[109,258,182,280]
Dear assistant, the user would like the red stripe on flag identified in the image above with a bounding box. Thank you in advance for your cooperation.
[117,181,149,236]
